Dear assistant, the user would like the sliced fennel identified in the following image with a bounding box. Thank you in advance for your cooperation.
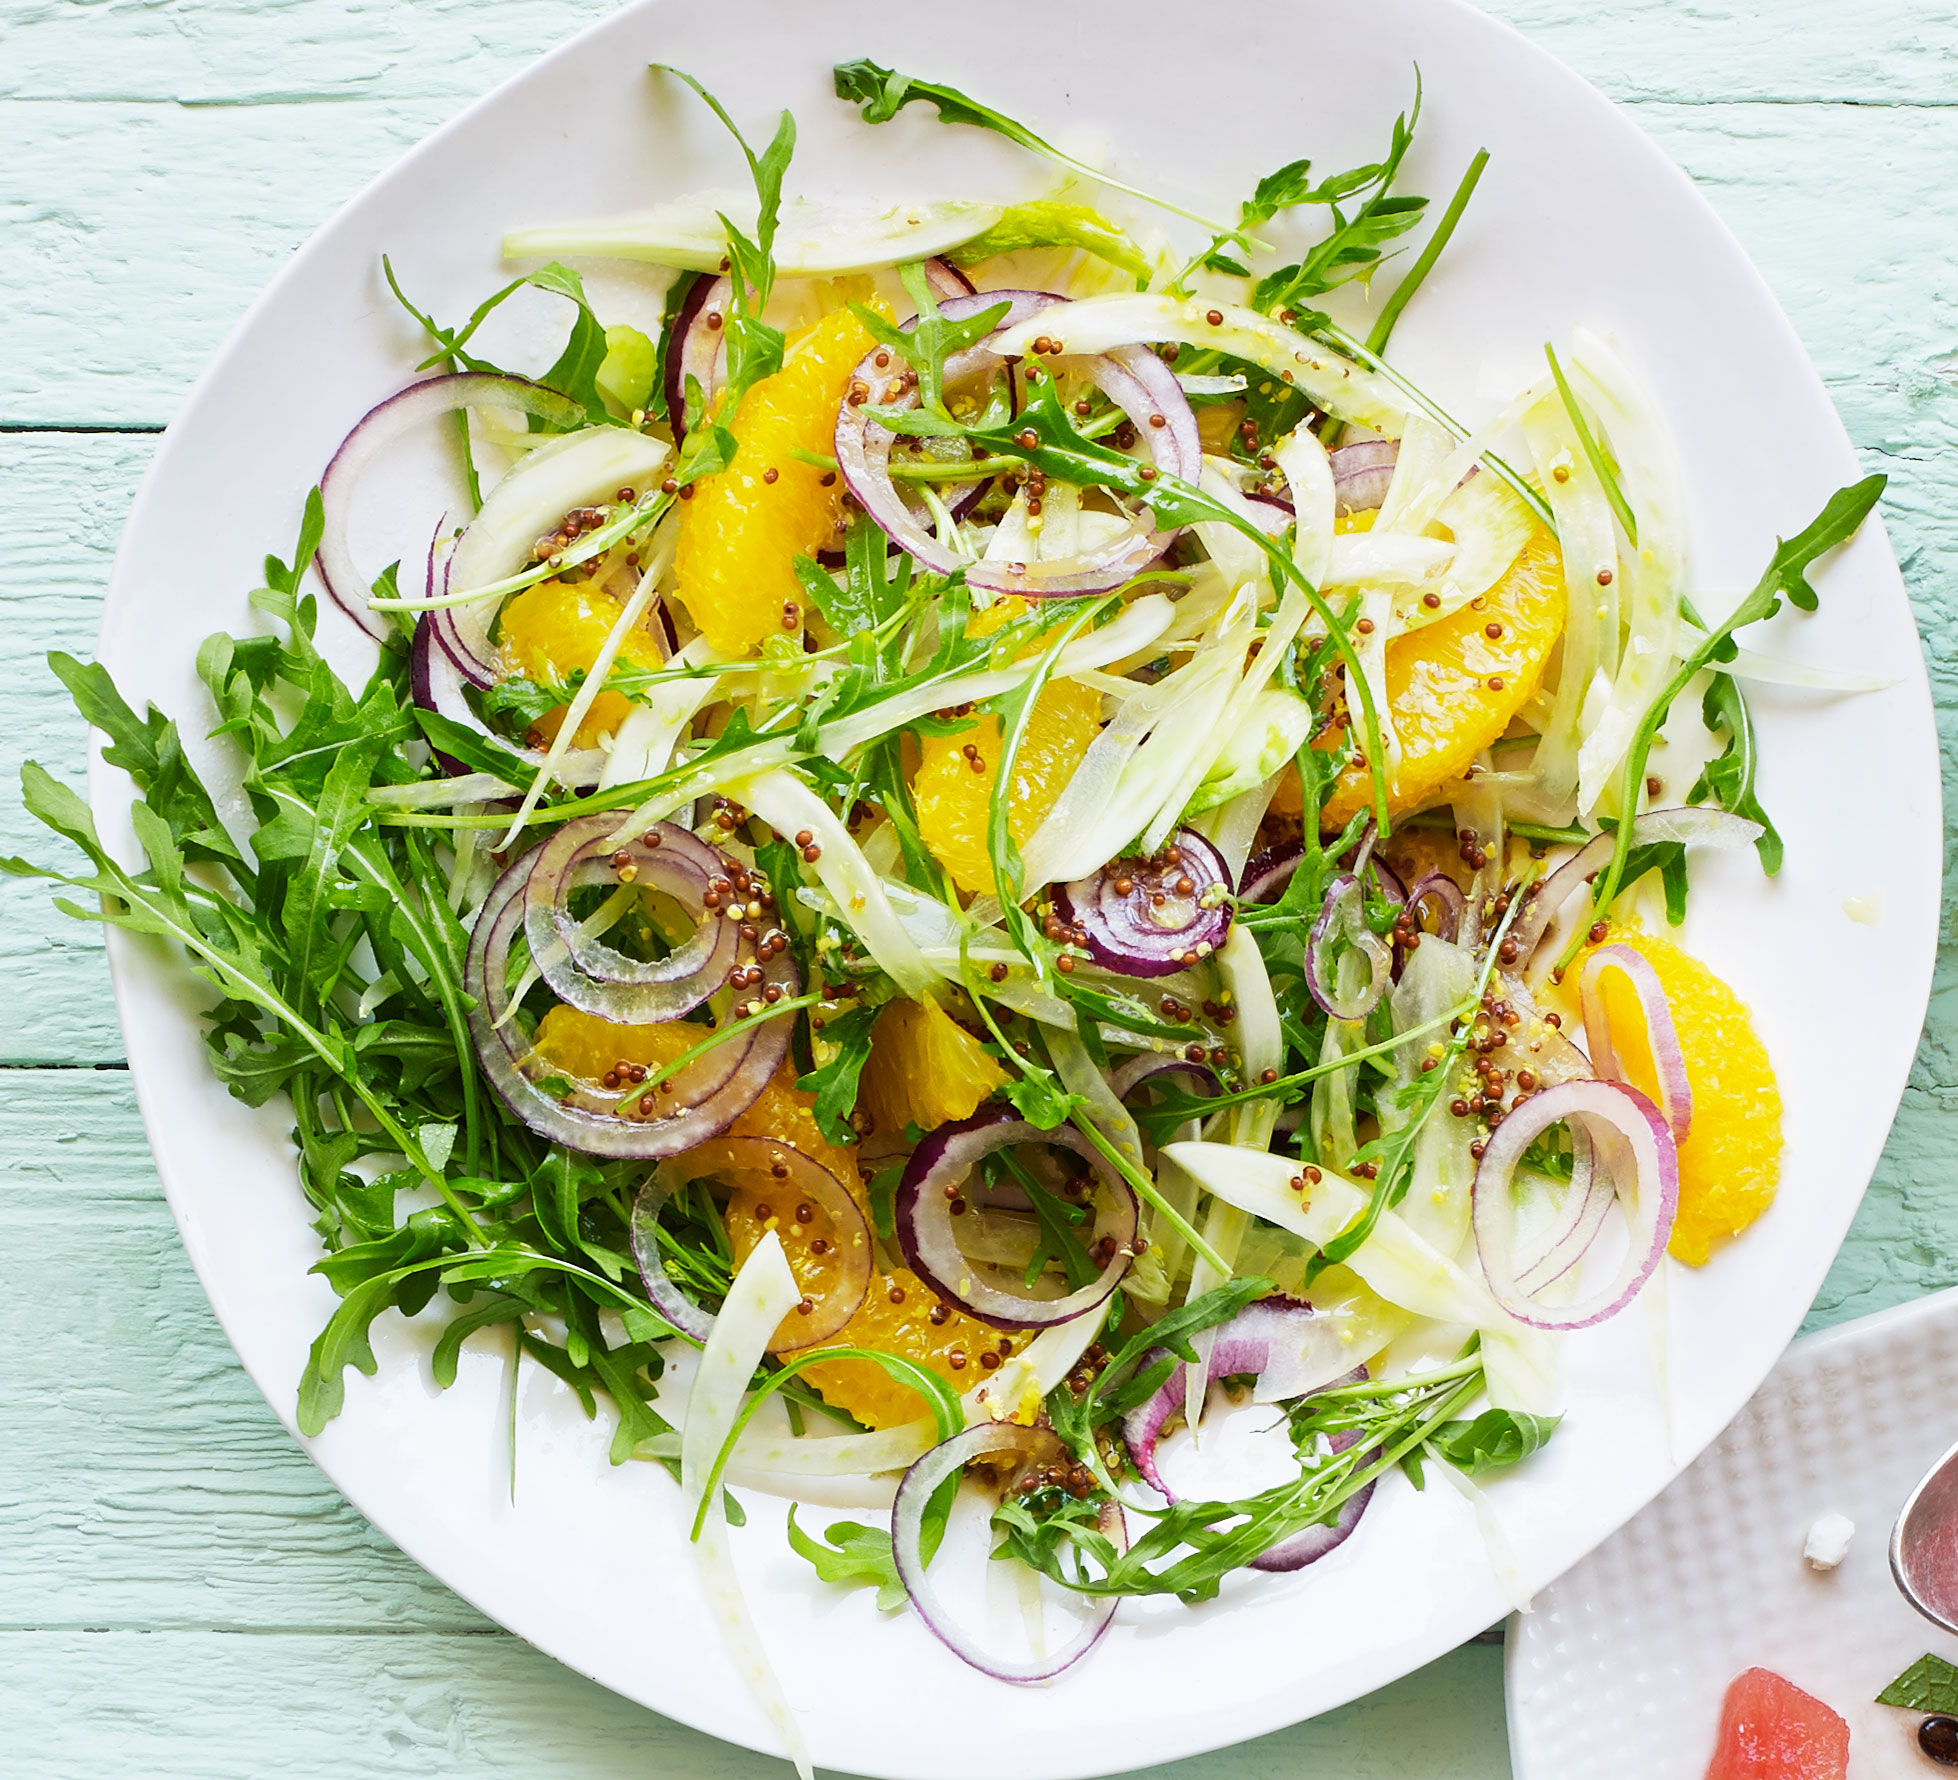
[506,192,1005,276]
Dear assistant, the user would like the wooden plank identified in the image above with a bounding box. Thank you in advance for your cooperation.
[0,1626,1506,1780]
[0,434,149,1064]
[0,1071,487,1631]
[0,0,1950,110]
[6,92,1958,424]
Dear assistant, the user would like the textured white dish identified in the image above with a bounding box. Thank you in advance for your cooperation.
[1509,1286,1958,1778]
[91,1,1937,1776]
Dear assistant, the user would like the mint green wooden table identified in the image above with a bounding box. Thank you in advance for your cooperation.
[2,3,1951,1773]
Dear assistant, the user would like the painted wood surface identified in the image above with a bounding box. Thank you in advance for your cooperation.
[1,2,1952,1774]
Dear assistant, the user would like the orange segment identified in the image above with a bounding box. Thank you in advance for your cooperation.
[1311,526,1566,828]
[671,306,877,655]
[530,1004,1015,1428]
[497,577,667,747]
[914,592,1104,896]
[797,1278,1019,1430]
[860,996,1006,1137]
[1586,925,1782,1266]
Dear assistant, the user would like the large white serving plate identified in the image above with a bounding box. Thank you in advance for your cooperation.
[92,2,1937,1776]
[1509,1287,1958,1778]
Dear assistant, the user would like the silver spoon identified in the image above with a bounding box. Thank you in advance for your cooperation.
[1892,1435,1958,1633]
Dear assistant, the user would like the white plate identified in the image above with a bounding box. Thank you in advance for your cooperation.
[93,2,1938,1776]
[1508,1286,1958,1778]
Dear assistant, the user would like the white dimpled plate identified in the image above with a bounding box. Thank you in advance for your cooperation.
[1510,1287,1958,1778]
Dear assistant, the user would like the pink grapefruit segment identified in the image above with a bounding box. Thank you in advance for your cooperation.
[1704,1668,1849,1780]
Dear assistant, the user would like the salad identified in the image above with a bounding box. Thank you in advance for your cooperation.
[11,56,1886,1767]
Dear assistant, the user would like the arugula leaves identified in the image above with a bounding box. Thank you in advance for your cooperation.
[1691,671,1781,874]
[1245,95,1426,314]
[653,65,797,481]
[797,1003,879,1147]
[1427,1409,1561,1477]
[1002,1347,1506,1603]
[1588,475,1885,917]
[833,58,1240,237]
[786,1509,913,1612]
[12,501,699,1457]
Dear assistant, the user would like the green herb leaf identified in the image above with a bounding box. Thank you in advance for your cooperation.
[1691,671,1784,875]
[796,1003,880,1146]
[1589,475,1884,918]
[786,1509,912,1612]
[1878,1653,1958,1713]
[832,58,1238,236]
[1427,1408,1561,1477]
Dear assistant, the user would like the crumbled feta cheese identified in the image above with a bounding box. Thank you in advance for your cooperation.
[1803,1512,1855,1570]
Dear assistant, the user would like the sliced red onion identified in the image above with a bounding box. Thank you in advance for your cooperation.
[834,290,1201,596]
[411,604,609,788]
[317,373,584,641]
[1472,1078,1678,1330]
[410,616,471,777]
[835,289,1054,575]
[895,1106,1136,1329]
[1243,491,1295,538]
[1405,871,1467,943]
[1307,873,1393,1021]
[1504,806,1764,969]
[631,1138,871,1350]
[965,343,1201,602]
[662,273,730,448]
[1240,841,1302,906]
[521,815,743,1025]
[464,846,793,1158]
[1053,829,1232,979]
[1578,943,1692,1142]
[1510,1124,1611,1296]
[1107,1052,1219,1103]
[1329,439,1399,515]
[892,1422,1126,1683]
[1121,1305,1375,1575]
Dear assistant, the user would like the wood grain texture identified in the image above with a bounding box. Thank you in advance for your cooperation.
[0,1630,1505,1779]
[2,0,1954,1775]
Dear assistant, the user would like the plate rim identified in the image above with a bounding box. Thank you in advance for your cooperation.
[88,0,1941,1773]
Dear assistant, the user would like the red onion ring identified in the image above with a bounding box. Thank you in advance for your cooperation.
[1306,873,1393,1021]
[666,258,975,446]
[1053,828,1232,979]
[1121,1307,1375,1574]
[834,288,1055,575]
[894,1106,1136,1329]
[833,290,1201,595]
[630,1138,872,1350]
[1240,841,1302,906]
[521,815,744,1025]
[1107,1052,1219,1104]
[464,845,795,1158]
[1509,1124,1612,1296]
[1472,1078,1678,1330]
[1328,439,1399,515]
[410,616,471,777]
[966,342,1200,602]
[1578,943,1693,1142]
[1404,871,1467,943]
[410,605,610,789]
[1503,807,1764,970]
[317,372,585,641]
[891,1422,1126,1683]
